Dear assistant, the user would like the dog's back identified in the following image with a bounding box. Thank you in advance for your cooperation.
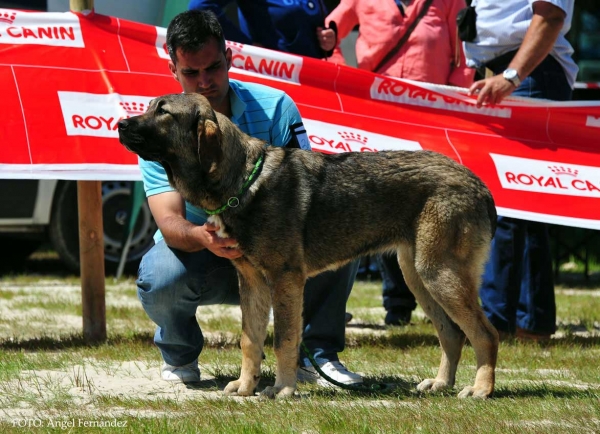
[258,148,495,275]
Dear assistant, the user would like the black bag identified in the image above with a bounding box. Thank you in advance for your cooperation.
[456,6,477,42]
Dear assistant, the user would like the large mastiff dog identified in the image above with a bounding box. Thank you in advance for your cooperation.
[118,93,499,399]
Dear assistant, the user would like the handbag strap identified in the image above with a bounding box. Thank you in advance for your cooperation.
[373,0,435,73]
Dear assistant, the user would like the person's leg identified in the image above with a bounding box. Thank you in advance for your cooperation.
[300,259,359,366]
[479,216,525,335]
[298,260,362,385]
[516,221,556,335]
[507,55,569,336]
[376,253,417,325]
[481,55,570,337]
[136,240,239,367]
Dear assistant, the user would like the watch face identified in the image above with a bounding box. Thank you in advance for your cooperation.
[504,69,517,80]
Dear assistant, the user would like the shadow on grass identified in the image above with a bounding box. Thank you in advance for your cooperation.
[3,330,597,353]
[492,384,600,400]
[0,332,155,351]
[199,373,418,399]
[346,330,441,348]
[555,272,600,289]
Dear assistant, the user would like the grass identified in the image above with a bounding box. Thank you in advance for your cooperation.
[0,257,599,433]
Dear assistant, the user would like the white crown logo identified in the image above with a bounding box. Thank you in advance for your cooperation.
[338,131,368,144]
[119,101,146,115]
[0,11,16,25]
[548,165,578,176]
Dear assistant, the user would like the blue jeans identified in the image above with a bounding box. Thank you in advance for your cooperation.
[480,54,572,334]
[375,253,416,312]
[137,240,359,367]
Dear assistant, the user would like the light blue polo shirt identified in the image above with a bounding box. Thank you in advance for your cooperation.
[139,79,310,242]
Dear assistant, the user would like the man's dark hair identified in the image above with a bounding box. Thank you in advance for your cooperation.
[166,10,226,64]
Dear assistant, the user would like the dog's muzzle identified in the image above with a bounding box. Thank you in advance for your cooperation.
[117,119,130,131]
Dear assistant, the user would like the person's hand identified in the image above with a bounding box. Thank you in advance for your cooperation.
[316,27,336,52]
[195,222,243,260]
[468,74,517,108]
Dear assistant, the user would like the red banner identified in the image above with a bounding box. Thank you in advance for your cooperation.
[1,9,599,229]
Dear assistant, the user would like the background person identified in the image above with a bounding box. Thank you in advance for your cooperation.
[188,0,337,59]
[137,9,362,387]
[321,0,473,85]
[464,0,578,340]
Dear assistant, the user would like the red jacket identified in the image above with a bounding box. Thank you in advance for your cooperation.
[326,0,474,87]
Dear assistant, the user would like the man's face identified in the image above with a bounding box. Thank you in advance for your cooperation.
[168,37,232,113]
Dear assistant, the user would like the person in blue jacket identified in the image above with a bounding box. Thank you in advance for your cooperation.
[188,0,336,58]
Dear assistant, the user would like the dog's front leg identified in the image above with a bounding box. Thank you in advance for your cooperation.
[260,272,305,399]
[224,260,271,397]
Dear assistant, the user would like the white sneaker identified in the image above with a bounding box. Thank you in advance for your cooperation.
[161,360,200,383]
[297,361,363,387]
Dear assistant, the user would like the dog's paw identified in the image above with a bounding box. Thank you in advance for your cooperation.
[259,385,296,400]
[417,378,451,393]
[457,385,492,399]
[223,379,255,397]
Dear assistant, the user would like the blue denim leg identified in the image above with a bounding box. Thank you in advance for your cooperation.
[139,240,358,368]
[517,222,556,334]
[376,253,417,312]
[480,216,525,334]
[137,240,239,367]
[300,259,360,367]
[480,54,569,334]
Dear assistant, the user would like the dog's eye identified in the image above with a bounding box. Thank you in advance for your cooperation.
[156,106,168,115]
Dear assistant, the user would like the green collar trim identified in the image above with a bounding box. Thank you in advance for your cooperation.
[203,152,265,216]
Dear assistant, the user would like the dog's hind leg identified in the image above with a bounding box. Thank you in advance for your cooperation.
[224,259,272,397]
[407,242,498,399]
[260,271,306,399]
[397,247,466,393]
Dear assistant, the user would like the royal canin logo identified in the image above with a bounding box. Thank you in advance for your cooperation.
[230,45,302,84]
[119,101,147,116]
[58,91,154,138]
[548,166,578,177]
[304,119,421,153]
[492,154,600,198]
[0,9,84,48]
[0,11,16,24]
[370,76,511,118]
[338,131,368,146]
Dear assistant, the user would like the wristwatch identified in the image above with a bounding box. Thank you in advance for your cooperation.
[503,68,521,87]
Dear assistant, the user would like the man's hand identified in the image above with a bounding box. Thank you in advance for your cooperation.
[468,1,566,108]
[468,74,516,107]
[194,222,243,259]
[316,27,336,52]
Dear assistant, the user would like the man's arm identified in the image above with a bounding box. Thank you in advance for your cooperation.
[148,191,242,259]
[468,1,566,107]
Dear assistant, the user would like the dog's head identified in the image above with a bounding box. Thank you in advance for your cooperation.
[117,93,223,186]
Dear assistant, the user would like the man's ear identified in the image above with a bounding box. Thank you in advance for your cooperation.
[225,47,232,71]
[168,60,179,82]
[196,105,223,176]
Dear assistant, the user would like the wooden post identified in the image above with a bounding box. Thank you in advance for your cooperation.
[77,181,106,343]
[71,0,106,343]
[70,0,95,14]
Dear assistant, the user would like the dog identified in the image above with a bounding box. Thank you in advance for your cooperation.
[118,93,499,399]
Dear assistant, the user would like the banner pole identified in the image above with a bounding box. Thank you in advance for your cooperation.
[70,0,106,344]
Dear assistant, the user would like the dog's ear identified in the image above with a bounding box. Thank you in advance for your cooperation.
[196,103,223,176]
